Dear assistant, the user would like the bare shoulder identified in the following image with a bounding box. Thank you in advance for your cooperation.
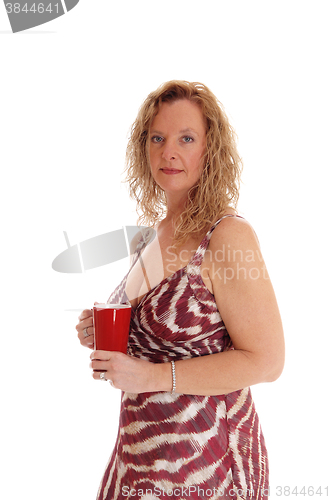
[209,214,261,257]
[206,212,271,294]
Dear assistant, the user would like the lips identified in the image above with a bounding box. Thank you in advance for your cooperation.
[160,168,183,175]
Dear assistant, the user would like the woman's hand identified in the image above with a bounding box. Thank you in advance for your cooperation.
[76,309,95,349]
[90,350,170,393]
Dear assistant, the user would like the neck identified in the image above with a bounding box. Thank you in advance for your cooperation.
[164,191,188,223]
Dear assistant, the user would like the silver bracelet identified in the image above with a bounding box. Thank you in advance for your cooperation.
[171,360,176,394]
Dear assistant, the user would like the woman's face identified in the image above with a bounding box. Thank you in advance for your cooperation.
[149,99,206,199]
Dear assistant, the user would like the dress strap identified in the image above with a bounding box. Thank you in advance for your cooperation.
[188,214,244,269]
[107,227,154,304]
[186,214,244,308]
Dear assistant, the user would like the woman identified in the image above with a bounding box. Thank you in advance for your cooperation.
[76,81,284,499]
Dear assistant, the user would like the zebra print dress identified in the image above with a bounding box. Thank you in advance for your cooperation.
[97,215,269,500]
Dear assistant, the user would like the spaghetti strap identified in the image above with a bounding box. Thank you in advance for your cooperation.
[106,227,154,304]
[188,213,244,269]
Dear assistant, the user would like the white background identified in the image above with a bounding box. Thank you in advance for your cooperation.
[1,1,331,499]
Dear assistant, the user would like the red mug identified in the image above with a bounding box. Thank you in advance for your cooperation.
[93,303,131,353]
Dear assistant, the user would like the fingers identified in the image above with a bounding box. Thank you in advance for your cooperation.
[76,313,94,348]
[90,352,111,378]
[78,309,92,321]
[90,355,114,385]
[90,360,109,372]
[78,329,95,348]
[90,351,126,386]
[76,316,93,333]
[90,350,115,361]
[91,370,115,386]
[81,336,95,349]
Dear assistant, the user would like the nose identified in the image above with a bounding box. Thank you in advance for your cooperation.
[161,140,178,161]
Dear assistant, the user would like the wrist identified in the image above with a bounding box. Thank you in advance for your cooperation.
[151,361,173,392]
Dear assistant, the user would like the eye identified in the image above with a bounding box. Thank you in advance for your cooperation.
[151,135,163,143]
[182,136,194,143]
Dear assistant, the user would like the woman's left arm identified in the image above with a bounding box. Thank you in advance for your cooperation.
[90,217,285,395]
[164,217,285,395]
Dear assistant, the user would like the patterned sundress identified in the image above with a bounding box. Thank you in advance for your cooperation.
[96,215,269,500]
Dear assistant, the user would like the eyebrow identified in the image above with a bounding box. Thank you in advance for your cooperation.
[150,127,199,136]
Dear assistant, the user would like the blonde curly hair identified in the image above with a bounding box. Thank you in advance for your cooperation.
[125,80,242,246]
